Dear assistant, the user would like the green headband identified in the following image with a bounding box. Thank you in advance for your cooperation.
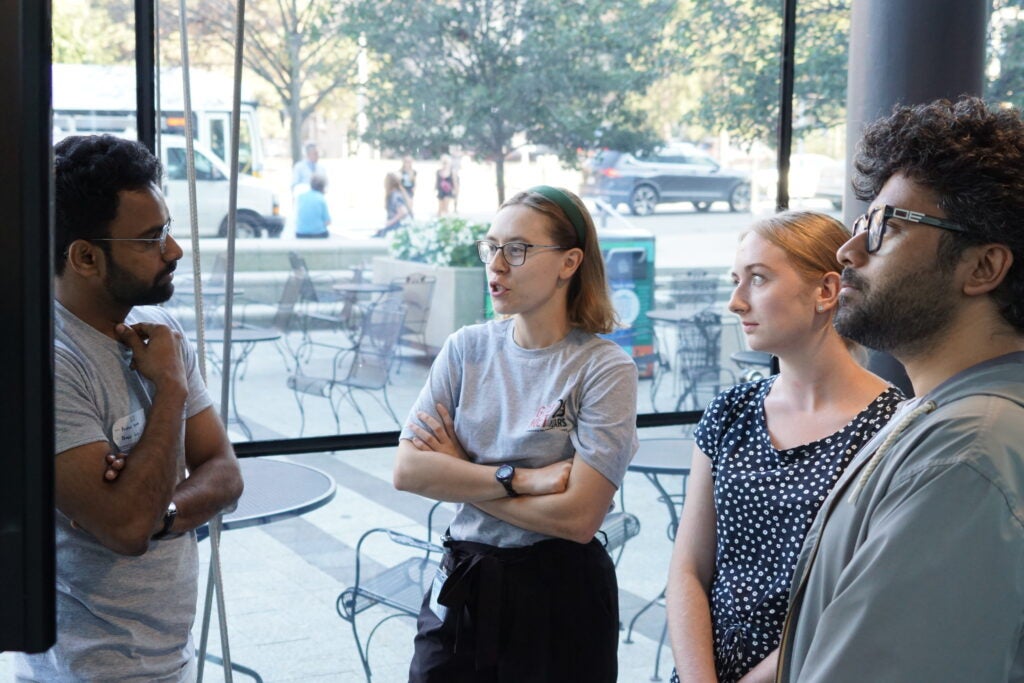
[528,185,587,246]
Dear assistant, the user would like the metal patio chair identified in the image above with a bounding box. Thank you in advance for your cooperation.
[336,504,640,682]
[673,310,735,411]
[287,300,406,434]
[390,273,437,370]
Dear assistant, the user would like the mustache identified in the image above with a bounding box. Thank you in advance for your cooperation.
[157,262,177,280]
[840,267,867,290]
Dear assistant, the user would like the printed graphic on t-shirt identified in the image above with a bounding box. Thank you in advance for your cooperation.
[111,408,145,452]
[528,399,571,431]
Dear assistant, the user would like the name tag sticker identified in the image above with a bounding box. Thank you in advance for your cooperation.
[112,409,145,452]
[428,566,449,622]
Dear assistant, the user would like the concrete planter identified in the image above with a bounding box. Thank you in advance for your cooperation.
[372,257,488,353]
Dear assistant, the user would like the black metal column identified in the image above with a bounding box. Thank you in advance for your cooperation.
[0,0,56,653]
[844,0,989,396]
[776,0,798,211]
[844,0,989,222]
[135,0,157,152]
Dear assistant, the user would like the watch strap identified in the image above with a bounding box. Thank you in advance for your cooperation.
[151,501,178,540]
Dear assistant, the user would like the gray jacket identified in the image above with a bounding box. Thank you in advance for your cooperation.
[778,352,1024,682]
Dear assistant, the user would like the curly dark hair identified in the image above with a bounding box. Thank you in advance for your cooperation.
[54,135,163,276]
[852,96,1024,331]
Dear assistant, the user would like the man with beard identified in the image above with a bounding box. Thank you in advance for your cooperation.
[775,97,1024,682]
[16,135,243,682]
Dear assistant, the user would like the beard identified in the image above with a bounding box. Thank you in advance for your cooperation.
[105,256,175,306]
[834,264,956,358]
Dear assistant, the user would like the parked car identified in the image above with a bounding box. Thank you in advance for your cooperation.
[753,153,845,209]
[580,143,751,216]
[161,135,284,237]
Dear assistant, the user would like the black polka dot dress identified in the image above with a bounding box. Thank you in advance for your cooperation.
[670,377,904,683]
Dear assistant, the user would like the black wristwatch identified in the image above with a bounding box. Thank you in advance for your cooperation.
[152,501,178,540]
[495,464,518,497]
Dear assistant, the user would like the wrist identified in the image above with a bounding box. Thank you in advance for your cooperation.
[153,377,188,403]
[495,464,518,497]
[151,500,179,540]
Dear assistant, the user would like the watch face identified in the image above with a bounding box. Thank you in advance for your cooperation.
[496,464,514,482]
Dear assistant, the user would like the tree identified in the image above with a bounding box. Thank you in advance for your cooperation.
[675,0,850,147]
[350,0,676,202]
[988,3,1024,109]
[183,0,361,162]
[53,0,135,64]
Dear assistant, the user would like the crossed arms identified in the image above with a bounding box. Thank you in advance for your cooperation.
[393,405,617,544]
[55,321,243,556]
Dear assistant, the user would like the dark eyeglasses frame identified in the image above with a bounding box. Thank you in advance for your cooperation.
[852,205,966,253]
[89,221,172,255]
[475,240,566,267]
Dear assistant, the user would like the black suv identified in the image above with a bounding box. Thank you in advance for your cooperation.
[581,144,751,216]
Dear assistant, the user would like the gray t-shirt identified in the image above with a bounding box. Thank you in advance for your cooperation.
[16,303,212,683]
[401,318,639,547]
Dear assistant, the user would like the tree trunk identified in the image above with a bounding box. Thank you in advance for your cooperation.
[495,155,506,205]
[289,33,304,164]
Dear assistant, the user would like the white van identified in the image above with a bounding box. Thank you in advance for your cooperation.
[160,135,284,238]
[53,64,267,176]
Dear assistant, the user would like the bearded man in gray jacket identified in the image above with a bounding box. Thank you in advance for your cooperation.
[777,97,1024,682]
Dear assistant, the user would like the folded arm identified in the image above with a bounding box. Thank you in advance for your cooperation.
[55,322,241,555]
[172,405,243,533]
[393,405,571,502]
[473,454,617,543]
[56,379,187,556]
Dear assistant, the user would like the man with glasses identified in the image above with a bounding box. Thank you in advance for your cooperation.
[17,135,243,682]
[777,97,1024,681]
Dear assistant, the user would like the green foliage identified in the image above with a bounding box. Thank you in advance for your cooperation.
[348,0,676,196]
[988,6,1024,109]
[53,0,135,64]
[388,217,490,268]
[186,0,360,162]
[676,0,850,146]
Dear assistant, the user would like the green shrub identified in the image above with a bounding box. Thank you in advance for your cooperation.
[388,216,490,268]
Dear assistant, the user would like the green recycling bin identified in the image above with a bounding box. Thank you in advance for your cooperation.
[598,225,656,377]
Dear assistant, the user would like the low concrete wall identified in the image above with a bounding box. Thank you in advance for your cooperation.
[177,236,389,273]
[372,257,488,353]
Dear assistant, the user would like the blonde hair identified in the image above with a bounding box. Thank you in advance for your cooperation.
[500,187,617,334]
[747,210,849,281]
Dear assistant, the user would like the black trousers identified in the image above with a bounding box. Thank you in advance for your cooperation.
[409,536,619,683]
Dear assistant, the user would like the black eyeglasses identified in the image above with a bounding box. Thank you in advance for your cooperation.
[852,205,966,253]
[475,240,566,267]
[90,221,173,255]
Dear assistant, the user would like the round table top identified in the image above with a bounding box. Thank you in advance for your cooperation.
[646,308,697,324]
[629,437,694,475]
[192,327,282,344]
[332,282,400,294]
[174,285,244,298]
[730,350,773,367]
[222,458,336,530]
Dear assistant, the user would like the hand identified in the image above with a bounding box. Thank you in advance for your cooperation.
[516,459,572,496]
[407,404,468,460]
[103,452,126,482]
[115,322,186,391]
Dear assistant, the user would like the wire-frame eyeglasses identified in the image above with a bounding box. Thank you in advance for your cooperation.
[475,240,566,267]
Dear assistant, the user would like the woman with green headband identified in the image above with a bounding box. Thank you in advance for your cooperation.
[395,185,639,681]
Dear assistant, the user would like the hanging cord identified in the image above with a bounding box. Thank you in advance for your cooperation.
[848,400,937,504]
[172,2,233,682]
